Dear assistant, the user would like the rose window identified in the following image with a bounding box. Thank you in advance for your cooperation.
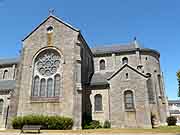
[36,52,61,76]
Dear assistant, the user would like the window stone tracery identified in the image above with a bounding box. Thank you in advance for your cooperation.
[36,52,61,76]
[32,49,62,99]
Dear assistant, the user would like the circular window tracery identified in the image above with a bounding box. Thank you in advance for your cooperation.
[36,50,61,76]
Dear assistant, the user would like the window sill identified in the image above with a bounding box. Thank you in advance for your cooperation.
[125,108,135,112]
[30,96,61,103]
[94,111,104,113]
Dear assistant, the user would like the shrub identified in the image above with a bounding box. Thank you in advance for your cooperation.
[47,116,73,130]
[12,116,23,129]
[82,112,92,128]
[103,120,111,128]
[166,116,177,126]
[84,120,102,129]
[12,115,73,130]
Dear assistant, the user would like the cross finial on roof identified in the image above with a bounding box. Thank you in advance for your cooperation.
[49,8,55,15]
[133,36,139,48]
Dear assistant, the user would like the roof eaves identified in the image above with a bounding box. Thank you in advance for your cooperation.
[0,57,20,66]
[90,81,109,86]
[0,80,16,90]
[168,100,180,104]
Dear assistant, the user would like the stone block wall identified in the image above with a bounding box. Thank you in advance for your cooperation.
[109,66,151,128]
[90,88,110,124]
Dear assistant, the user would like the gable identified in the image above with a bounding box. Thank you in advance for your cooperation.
[22,15,79,42]
[108,64,148,81]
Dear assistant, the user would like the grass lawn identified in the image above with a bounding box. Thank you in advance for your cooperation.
[1,126,180,134]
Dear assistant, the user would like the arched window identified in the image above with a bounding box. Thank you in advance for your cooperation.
[124,90,134,109]
[32,49,62,99]
[47,78,53,97]
[99,60,105,70]
[54,74,60,96]
[0,99,3,114]
[122,57,128,64]
[3,70,8,79]
[94,94,102,111]
[40,79,46,96]
[32,76,39,96]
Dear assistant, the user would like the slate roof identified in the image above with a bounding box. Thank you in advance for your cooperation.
[91,44,136,54]
[169,110,180,114]
[0,80,16,90]
[168,100,180,104]
[91,43,160,56]
[90,72,113,86]
[0,57,19,66]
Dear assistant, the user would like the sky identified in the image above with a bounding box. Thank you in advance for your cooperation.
[0,0,179,99]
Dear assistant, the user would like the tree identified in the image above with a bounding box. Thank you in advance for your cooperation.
[176,70,180,97]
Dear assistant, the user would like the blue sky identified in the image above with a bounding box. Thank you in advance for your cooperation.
[0,0,179,99]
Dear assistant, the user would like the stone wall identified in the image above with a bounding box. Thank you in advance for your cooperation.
[13,16,85,129]
[109,66,151,128]
[92,48,168,127]
[90,88,110,124]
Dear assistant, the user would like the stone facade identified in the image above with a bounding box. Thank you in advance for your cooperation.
[90,43,168,128]
[0,15,168,129]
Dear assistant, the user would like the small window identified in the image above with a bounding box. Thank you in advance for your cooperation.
[126,73,128,79]
[145,57,148,60]
[47,26,53,33]
[94,94,102,111]
[0,99,4,114]
[99,59,105,70]
[3,70,8,79]
[124,90,134,109]
[122,57,128,64]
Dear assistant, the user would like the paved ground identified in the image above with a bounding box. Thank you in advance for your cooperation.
[0,133,180,135]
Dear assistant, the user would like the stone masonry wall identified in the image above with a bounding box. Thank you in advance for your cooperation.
[109,66,151,128]
[16,16,81,128]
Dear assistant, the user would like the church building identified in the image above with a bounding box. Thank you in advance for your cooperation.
[0,15,168,129]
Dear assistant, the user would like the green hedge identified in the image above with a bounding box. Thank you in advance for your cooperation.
[12,115,73,130]
[167,116,177,126]
[83,120,102,129]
